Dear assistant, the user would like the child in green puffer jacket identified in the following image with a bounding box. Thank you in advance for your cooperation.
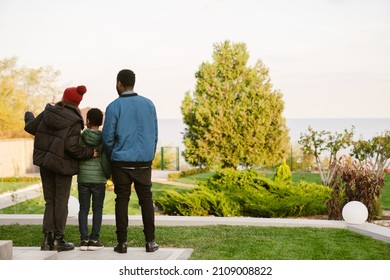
[77,108,111,251]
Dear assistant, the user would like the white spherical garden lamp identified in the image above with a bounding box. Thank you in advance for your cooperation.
[67,195,79,218]
[342,201,368,225]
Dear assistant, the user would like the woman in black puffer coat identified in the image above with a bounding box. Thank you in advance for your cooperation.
[24,85,96,252]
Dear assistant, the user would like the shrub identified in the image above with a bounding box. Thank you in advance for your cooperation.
[273,160,292,183]
[155,186,241,217]
[327,157,384,221]
[155,169,331,218]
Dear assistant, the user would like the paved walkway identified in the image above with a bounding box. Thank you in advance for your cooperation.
[11,246,193,260]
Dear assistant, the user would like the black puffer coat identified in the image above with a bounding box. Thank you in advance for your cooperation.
[24,102,94,175]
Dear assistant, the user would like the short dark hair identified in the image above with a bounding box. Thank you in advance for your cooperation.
[87,108,103,126]
[117,69,136,88]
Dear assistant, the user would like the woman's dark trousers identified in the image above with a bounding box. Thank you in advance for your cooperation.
[40,167,72,236]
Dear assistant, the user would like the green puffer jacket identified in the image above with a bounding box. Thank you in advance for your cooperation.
[78,128,111,184]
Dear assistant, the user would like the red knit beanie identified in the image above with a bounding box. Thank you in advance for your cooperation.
[62,85,87,106]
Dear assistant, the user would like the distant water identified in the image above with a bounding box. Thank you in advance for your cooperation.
[286,118,390,143]
[157,118,390,148]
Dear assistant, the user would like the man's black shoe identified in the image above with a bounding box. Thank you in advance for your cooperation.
[145,241,159,252]
[114,243,127,254]
[52,235,74,252]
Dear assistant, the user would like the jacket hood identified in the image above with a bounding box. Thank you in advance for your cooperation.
[43,103,84,130]
[81,128,102,147]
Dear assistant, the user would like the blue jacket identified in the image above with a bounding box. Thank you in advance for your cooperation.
[102,91,158,167]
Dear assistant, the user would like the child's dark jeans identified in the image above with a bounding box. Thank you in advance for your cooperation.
[78,183,106,241]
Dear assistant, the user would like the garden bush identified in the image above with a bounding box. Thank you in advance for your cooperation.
[156,186,241,216]
[327,157,384,221]
[273,160,292,184]
[155,169,331,218]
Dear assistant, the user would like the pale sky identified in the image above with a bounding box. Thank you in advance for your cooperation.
[1,0,389,119]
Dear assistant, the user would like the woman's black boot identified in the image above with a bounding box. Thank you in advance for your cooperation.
[40,232,53,251]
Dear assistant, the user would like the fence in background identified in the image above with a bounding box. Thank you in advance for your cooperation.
[0,138,38,177]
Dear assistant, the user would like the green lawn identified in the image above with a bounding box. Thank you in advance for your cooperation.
[173,172,215,184]
[0,224,389,259]
[382,174,390,211]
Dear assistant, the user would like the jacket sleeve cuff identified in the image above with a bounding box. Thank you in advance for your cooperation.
[24,111,34,123]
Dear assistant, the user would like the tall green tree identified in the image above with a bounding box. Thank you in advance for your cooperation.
[0,57,60,138]
[181,41,290,169]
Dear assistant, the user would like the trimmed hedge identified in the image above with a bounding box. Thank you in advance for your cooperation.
[155,169,331,218]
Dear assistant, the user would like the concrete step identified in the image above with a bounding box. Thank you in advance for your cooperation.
[0,240,12,260]
[11,247,193,260]
[12,247,57,260]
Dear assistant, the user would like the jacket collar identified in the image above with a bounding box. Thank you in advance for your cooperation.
[120,90,138,98]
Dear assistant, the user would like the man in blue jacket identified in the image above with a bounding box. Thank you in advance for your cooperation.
[102,69,159,253]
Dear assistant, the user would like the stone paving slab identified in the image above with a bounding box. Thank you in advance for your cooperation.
[0,214,348,228]
[0,240,12,260]
[347,223,390,243]
[12,248,57,260]
[12,247,193,260]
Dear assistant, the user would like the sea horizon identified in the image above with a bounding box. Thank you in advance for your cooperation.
[157,117,390,148]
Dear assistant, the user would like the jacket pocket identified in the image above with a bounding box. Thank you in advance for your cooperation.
[42,153,64,174]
